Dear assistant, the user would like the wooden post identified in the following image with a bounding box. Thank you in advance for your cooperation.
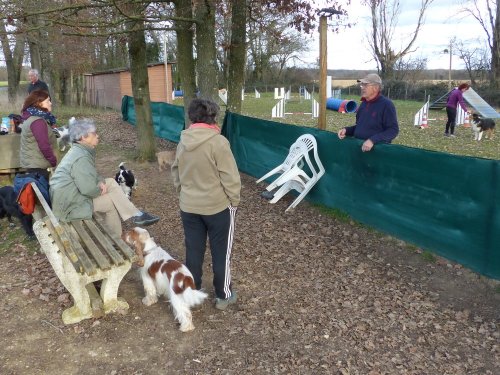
[163,38,171,104]
[318,15,327,130]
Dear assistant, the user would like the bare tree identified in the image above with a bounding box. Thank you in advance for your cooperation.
[363,0,434,79]
[173,0,197,124]
[459,0,499,88]
[194,0,218,102]
[393,56,428,82]
[454,38,491,84]
[226,0,247,113]
[0,19,25,104]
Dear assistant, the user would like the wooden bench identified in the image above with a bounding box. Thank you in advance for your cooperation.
[30,182,137,324]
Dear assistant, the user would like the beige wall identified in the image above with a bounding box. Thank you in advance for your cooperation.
[85,63,174,110]
[120,64,173,103]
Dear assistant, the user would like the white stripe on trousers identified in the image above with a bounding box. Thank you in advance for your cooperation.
[223,206,237,298]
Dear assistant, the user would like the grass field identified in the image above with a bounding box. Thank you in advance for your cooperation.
[176,91,499,160]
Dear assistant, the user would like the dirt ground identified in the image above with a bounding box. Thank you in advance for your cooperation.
[0,113,499,375]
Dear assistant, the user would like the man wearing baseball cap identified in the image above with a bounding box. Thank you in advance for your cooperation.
[337,73,399,152]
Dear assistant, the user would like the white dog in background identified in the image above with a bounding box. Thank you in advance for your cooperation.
[53,116,76,151]
[122,227,207,332]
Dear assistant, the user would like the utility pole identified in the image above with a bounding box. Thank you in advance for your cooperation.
[443,42,452,91]
[317,8,342,130]
[448,43,452,91]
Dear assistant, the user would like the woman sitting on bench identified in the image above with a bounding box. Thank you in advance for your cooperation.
[49,118,159,237]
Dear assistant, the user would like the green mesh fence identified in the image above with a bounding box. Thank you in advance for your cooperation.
[121,99,500,279]
[222,112,500,280]
[121,96,185,142]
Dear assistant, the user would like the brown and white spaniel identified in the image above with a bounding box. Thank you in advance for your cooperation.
[122,227,207,332]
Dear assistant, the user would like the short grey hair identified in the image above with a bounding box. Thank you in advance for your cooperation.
[69,118,96,142]
[28,69,39,77]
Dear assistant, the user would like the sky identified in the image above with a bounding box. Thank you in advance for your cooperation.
[306,0,490,70]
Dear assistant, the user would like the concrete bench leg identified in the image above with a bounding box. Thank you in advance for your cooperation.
[100,262,131,314]
[33,221,93,324]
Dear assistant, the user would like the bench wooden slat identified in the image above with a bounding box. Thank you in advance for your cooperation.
[93,218,137,261]
[72,220,112,270]
[60,222,97,276]
[43,217,84,274]
[83,220,125,265]
[32,183,81,266]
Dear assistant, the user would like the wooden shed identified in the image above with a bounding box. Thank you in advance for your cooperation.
[84,62,174,110]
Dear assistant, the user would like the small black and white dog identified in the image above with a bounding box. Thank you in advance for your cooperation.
[52,117,76,151]
[471,113,496,141]
[115,162,137,199]
[0,186,35,238]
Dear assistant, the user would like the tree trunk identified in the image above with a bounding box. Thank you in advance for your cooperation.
[193,0,218,102]
[491,1,499,88]
[128,24,156,161]
[174,0,197,126]
[227,0,247,114]
[0,21,25,104]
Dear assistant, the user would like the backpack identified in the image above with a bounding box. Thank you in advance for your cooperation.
[16,183,36,215]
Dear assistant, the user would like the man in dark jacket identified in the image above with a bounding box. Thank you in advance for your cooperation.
[337,73,399,152]
[27,69,49,95]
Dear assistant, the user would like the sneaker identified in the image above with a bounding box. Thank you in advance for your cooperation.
[132,212,160,226]
[450,134,456,138]
[444,133,450,137]
[215,291,237,310]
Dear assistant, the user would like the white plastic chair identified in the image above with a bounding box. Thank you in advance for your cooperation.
[255,139,305,191]
[257,134,325,211]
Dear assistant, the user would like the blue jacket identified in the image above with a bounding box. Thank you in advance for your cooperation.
[13,173,51,206]
[345,94,399,144]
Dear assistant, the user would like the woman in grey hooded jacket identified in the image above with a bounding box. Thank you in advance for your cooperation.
[172,98,241,310]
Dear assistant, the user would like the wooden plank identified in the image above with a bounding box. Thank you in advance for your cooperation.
[94,218,136,261]
[43,217,83,274]
[71,220,112,270]
[112,236,137,261]
[31,183,80,266]
[83,220,125,265]
[60,222,97,276]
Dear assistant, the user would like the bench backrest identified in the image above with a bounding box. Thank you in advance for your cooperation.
[31,182,136,276]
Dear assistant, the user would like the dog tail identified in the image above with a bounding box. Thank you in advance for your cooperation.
[182,287,208,307]
[119,161,126,170]
[171,272,208,307]
[182,287,208,308]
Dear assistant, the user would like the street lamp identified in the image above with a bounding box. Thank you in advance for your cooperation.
[443,44,452,91]
[317,7,343,130]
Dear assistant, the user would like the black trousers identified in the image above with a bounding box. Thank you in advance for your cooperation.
[181,206,237,299]
[445,106,457,134]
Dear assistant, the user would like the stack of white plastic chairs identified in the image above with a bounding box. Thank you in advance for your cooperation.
[256,134,325,212]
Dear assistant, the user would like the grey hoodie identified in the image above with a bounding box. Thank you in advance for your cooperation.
[171,127,241,215]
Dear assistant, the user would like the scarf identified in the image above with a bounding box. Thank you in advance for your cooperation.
[26,107,57,126]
